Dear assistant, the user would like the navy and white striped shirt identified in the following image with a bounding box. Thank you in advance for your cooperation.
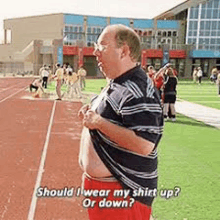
[90,65,164,206]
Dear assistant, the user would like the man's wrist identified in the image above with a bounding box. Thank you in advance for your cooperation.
[96,116,106,131]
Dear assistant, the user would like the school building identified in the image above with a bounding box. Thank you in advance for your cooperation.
[0,0,219,77]
[155,0,220,76]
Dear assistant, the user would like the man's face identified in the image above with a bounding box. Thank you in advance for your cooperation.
[93,27,122,79]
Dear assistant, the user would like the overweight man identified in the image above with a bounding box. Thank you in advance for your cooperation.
[78,24,163,220]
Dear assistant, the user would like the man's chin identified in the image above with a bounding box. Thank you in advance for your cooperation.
[98,67,106,76]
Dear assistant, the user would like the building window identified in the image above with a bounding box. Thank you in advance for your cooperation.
[86,26,104,45]
[213,9,218,18]
[97,28,101,33]
[157,31,161,36]
[87,27,91,33]
[207,0,213,8]
[206,9,212,19]
[65,26,69,32]
[63,25,84,45]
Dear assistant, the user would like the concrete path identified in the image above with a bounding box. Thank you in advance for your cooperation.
[175,100,220,129]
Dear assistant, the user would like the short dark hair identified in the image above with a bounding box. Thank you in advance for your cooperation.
[113,25,141,62]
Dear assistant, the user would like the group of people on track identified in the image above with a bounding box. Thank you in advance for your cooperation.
[29,63,87,100]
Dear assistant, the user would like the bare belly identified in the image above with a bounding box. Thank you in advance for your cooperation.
[79,127,112,178]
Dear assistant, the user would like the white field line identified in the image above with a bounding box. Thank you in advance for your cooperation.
[0,86,27,103]
[27,100,56,220]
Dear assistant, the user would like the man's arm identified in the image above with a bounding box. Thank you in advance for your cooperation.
[154,63,170,80]
[82,109,154,156]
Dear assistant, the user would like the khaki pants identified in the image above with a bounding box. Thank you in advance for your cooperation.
[56,80,62,99]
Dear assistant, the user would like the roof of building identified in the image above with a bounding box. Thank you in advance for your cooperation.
[154,0,207,20]
[4,13,64,22]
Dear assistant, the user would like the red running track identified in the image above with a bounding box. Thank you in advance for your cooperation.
[0,77,88,220]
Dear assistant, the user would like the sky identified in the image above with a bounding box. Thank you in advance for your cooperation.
[0,0,186,43]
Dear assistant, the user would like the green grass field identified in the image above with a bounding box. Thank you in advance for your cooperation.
[47,79,107,94]
[153,115,220,219]
[177,80,220,110]
[48,79,220,219]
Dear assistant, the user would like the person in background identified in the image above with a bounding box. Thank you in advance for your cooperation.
[173,68,178,77]
[39,64,47,77]
[52,63,64,100]
[197,67,203,84]
[146,65,156,81]
[41,66,49,89]
[216,70,220,96]
[47,65,53,84]
[192,67,198,83]
[153,63,171,101]
[163,67,178,121]
[62,63,68,85]
[77,65,87,90]
[210,66,218,83]
[30,78,44,93]
[67,67,82,98]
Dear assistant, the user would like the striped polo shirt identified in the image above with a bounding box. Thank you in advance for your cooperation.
[89,65,164,206]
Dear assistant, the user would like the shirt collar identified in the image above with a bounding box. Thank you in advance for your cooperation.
[112,64,141,84]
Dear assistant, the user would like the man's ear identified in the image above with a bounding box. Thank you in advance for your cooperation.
[120,44,130,59]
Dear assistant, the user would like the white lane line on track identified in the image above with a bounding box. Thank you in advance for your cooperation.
[0,82,25,93]
[27,101,57,220]
[0,86,27,103]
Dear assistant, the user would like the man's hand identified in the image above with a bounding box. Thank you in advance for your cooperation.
[83,110,104,130]
[78,104,91,120]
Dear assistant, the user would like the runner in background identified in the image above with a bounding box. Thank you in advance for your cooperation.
[47,65,53,84]
[39,64,47,77]
[67,67,82,98]
[52,63,64,100]
[41,66,49,89]
[62,63,68,85]
[77,66,87,90]
[29,78,44,98]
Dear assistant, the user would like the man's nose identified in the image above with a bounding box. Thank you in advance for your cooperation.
[93,48,100,57]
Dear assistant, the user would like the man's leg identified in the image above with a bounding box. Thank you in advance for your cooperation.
[82,76,86,89]
[30,84,38,92]
[163,103,169,119]
[30,84,33,92]
[76,81,82,98]
[170,103,176,121]
[45,77,48,89]
[56,81,62,99]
